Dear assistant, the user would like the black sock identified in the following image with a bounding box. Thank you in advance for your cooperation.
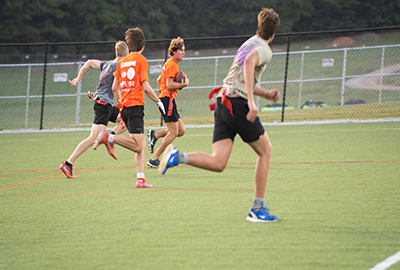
[65,161,73,167]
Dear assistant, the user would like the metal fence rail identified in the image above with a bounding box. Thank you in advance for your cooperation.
[1,27,400,130]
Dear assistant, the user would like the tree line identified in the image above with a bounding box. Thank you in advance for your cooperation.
[1,0,399,43]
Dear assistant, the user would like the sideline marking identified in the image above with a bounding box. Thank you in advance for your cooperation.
[0,160,399,190]
[369,251,400,270]
[0,166,135,174]
[1,160,399,174]
[0,169,87,190]
[0,185,399,199]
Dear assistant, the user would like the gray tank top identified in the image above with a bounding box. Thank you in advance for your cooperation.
[96,59,118,105]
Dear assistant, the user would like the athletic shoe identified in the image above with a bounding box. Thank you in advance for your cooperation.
[93,130,117,159]
[147,129,158,154]
[159,144,179,175]
[59,162,77,179]
[246,204,279,223]
[135,180,153,188]
[147,158,160,168]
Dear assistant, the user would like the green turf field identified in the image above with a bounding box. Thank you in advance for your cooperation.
[1,122,400,269]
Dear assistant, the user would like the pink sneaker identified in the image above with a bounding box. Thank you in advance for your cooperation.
[93,130,117,159]
[59,162,77,178]
[135,180,153,188]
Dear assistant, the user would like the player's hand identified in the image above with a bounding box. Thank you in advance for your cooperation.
[69,78,79,87]
[157,100,166,115]
[184,76,189,87]
[246,100,258,123]
[267,88,280,102]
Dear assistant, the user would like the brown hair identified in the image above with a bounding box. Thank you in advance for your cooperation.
[168,37,185,57]
[256,8,280,41]
[125,28,146,52]
[115,41,129,57]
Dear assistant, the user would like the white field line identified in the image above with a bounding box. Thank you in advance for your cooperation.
[369,251,400,270]
[1,117,400,134]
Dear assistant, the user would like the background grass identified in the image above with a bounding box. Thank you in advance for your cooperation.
[1,121,400,269]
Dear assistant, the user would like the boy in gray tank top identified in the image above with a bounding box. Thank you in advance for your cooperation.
[60,41,129,179]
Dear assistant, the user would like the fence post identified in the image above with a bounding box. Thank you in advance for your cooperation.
[159,40,170,127]
[214,58,218,87]
[281,34,291,122]
[75,62,83,126]
[379,47,385,103]
[39,43,48,130]
[340,49,347,106]
[298,51,305,109]
[25,65,31,129]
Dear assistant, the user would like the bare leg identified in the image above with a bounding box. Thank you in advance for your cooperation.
[134,135,146,174]
[154,129,168,139]
[68,124,105,164]
[112,119,126,135]
[152,119,185,160]
[113,133,144,153]
[247,132,273,199]
[186,138,233,172]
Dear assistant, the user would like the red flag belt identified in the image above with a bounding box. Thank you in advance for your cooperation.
[209,87,233,116]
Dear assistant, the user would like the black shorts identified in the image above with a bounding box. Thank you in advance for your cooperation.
[120,106,144,134]
[213,97,265,143]
[93,103,120,125]
[160,96,180,123]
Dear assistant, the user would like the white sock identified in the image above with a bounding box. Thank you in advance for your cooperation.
[137,173,145,179]
[178,153,188,164]
[108,134,114,143]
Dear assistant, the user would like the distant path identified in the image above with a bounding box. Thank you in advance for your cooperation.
[345,64,400,90]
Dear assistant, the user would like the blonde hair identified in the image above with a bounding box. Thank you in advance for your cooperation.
[256,8,280,40]
[168,37,185,56]
[115,41,129,57]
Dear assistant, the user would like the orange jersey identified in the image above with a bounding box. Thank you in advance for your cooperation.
[113,53,149,107]
[158,57,179,98]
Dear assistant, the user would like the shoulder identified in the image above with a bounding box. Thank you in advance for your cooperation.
[252,36,272,65]
[164,57,178,70]
[108,59,118,67]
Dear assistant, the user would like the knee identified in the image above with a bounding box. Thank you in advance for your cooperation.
[168,128,179,139]
[263,142,273,158]
[88,135,98,144]
[177,128,186,137]
[136,143,144,153]
[214,162,227,172]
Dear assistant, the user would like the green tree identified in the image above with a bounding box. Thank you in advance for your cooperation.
[0,0,69,43]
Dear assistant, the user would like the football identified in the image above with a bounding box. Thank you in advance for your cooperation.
[174,71,185,83]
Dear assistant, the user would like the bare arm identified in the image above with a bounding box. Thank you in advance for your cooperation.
[254,85,280,102]
[243,50,259,123]
[69,59,101,86]
[165,76,189,90]
[112,78,121,103]
[142,80,160,103]
[156,75,161,90]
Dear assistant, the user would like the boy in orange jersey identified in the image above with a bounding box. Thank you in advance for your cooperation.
[94,27,165,188]
[147,37,189,168]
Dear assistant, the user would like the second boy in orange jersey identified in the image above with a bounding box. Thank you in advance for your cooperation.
[147,37,189,168]
[94,27,165,188]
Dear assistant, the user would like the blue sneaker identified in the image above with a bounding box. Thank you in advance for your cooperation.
[159,144,179,175]
[246,204,279,223]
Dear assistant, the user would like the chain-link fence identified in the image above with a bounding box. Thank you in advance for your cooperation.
[1,27,399,131]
